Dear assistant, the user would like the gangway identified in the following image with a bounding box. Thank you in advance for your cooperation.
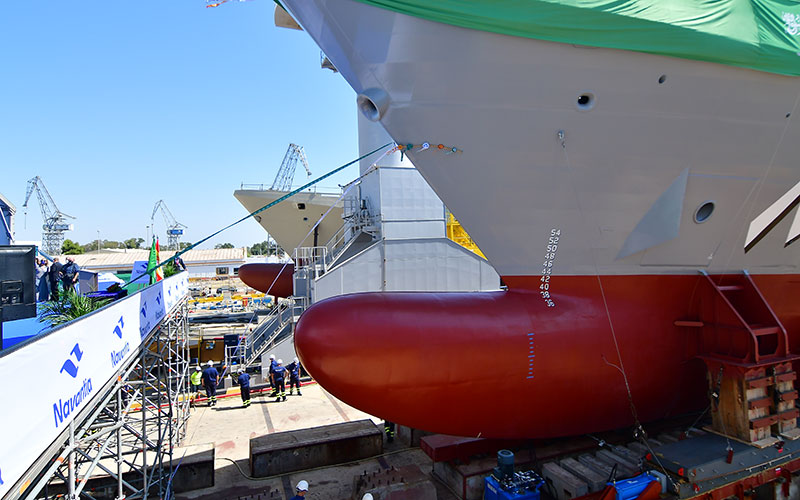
[0,273,190,500]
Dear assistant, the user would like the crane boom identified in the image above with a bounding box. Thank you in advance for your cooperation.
[270,143,311,191]
[22,176,75,255]
[150,200,187,250]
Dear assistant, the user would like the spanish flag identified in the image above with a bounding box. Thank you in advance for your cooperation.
[155,237,164,282]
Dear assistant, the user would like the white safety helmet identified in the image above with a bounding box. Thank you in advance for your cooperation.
[277,359,283,365]
[238,367,244,373]
[296,480,309,491]
[294,357,299,363]
[362,494,374,500]
[207,360,214,367]
[195,366,202,371]
[269,354,275,360]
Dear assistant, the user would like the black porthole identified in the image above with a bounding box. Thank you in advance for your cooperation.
[576,92,595,111]
[694,201,715,223]
[297,203,306,210]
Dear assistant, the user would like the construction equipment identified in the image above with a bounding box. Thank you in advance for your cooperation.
[271,143,311,191]
[22,176,75,255]
[151,200,187,250]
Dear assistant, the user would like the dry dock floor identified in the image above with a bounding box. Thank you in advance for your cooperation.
[177,383,456,500]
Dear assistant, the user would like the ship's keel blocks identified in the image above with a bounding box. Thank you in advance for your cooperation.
[353,464,437,500]
[170,443,215,493]
[396,424,434,447]
[249,419,382,477]
[541,462,589,500]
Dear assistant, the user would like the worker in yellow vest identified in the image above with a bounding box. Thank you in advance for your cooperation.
[190,366,202,405]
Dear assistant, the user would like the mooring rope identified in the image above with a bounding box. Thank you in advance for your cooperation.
[121,142,393,288]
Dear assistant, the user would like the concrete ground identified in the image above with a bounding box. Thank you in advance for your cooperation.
[176,382,457,500]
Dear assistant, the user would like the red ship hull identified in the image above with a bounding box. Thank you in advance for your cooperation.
[237,263,294,299]
[294,274,800,438]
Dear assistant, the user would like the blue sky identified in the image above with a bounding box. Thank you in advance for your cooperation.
[1,1,360,249]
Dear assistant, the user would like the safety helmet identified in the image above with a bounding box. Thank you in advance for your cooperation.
[207,360,214,366]
[296,480,308,491]
[277,359,283,365]
[363,494,374,500]
[294,357,299,363]
[238,367,244,373]
[269,354,275,360]
[195,366,202,371]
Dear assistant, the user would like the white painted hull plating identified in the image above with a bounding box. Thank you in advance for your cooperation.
[281,0,800,278]
[234,189,343,254]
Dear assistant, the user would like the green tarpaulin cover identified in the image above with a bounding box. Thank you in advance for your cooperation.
[354,0,800,76]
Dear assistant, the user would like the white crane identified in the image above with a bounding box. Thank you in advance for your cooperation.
[22,176,75,255]
[271,143,311,191]
[151,200,187,250]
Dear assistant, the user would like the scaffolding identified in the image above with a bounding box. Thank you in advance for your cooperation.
[19,299,190,500]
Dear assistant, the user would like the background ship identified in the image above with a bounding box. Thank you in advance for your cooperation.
[278,0,800,438]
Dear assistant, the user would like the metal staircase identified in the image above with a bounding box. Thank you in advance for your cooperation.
[678,270,800,444]
[697,270,789,364]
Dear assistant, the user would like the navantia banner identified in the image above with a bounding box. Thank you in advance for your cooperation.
[0,272,188,499]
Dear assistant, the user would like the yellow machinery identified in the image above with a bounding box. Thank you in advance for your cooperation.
[446,212,486,259]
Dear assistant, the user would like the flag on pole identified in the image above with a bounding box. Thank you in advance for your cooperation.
[147,236,158,285]
[155,237,164,282]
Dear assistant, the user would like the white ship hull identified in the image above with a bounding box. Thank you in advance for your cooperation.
[281,0,800,278]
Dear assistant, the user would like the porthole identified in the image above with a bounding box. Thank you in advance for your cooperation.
[576,92,595,111]
[658,74,667,84]
[694,201,715,223]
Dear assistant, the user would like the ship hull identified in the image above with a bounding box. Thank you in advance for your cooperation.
[281,0,800,277]
[238,263,294,298]
[281,0,800,437]
[295,274,800,438]
[234,189,343,255]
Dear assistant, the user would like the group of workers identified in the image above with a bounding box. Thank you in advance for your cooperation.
[34,255,81,302]
[189,354,303,408]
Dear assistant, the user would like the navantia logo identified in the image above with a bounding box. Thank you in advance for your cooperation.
[60,343,84,378]
[155,291,162,305]
[0,466,4,485]
[112,316,124,339]
[111,316,130,368]
[53,343,93,429]
[140,302,148,319]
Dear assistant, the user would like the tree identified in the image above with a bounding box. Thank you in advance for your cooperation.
[249,240,277,256]
[125,237,144,249]
[62,239,84,255]
[178,242,192,250]
[215,243,234,249]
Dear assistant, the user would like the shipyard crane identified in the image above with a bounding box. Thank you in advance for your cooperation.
[150,200,187,250]
[22,176,75,255]
[270,143,311,191]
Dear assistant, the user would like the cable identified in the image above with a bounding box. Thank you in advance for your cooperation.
[122,142,393,288]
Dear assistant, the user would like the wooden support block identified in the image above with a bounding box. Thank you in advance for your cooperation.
[577,454,614,480]
[779,409,799,420]
[542,462,589,500]
[778,390,798,402]
[747,376,773,389]
[595,450,638,477]
[748,397,772,409]
[750,414,779,429]
[626,442,648,457]
[560,457,607,493]
[611,445,641,464]
[776,372,796,383]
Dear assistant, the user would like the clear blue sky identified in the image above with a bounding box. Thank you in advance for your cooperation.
[1,1,360,250]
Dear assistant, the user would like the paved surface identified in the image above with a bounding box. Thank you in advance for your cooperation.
[176,382,457,500]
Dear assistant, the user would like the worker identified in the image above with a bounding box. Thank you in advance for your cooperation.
[48,257,62,300]
[268,354,278,397]
[202,360,220,406]
[384,421,395,443]
[273,359,287,402]
[290,480,309,499]
[237,368,251,407]
[61,256,80,293]
[190,366,202,405]
[287,357,302,396]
